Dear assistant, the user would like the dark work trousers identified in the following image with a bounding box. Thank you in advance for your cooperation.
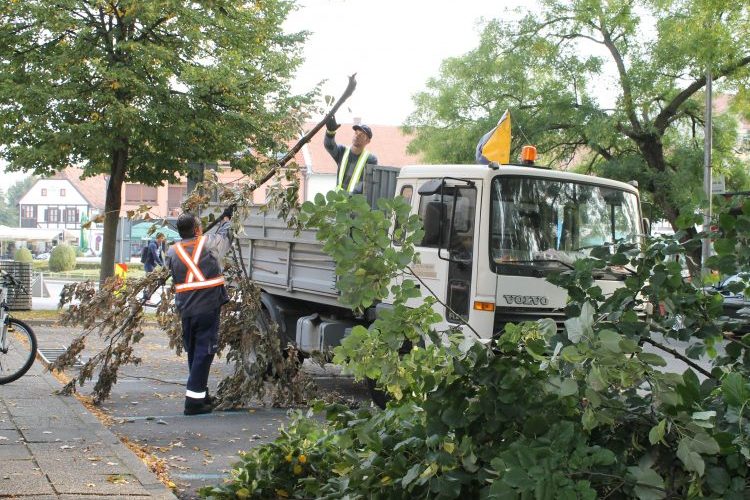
[181,309,220,397]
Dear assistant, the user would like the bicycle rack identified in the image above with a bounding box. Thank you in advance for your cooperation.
[37,345,85,368]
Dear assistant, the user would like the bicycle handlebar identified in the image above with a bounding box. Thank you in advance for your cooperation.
[0,269,29,295]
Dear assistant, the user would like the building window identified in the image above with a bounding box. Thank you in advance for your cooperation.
[21,205,35,219]
[64,207,78,224]
[41,188,47,196]
[168,185,187,209]
[20,205,37,228]
[125,184,158,203]
[60,188,66,197]
[46,208,60,223]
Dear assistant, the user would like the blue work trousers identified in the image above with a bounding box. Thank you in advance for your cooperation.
[181,309,220,395]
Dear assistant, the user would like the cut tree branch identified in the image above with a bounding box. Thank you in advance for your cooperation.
[641,335,714,380]
[204,74,357,233]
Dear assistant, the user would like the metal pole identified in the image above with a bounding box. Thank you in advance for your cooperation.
[701,69,713,272]
[118,217,124,263]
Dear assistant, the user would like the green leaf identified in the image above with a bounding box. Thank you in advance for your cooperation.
[599,329,622,353]
[705,466,731,494]
[713,238,736,255]
[502,467,534,489]
[610,252,629,265]
[691,411,716,421]
[586,366,607,392]
[401,463,421,487]
[627,464,665,500]
[648,420,666,445]
[559,378,578,397]
[689,432,720,455]
[677,438,706,476]
[565,301,594,344]
[564,317,585,344]
[441,405,465,427]
[637,352,667,366]
[722,372,749,407]
[537,318,557,338]
[582,406,597,431]
[560,345,587,363]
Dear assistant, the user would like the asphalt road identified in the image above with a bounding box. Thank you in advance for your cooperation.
[33,324,369,499]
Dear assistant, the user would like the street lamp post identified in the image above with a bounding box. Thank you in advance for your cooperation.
[702,69,713,273]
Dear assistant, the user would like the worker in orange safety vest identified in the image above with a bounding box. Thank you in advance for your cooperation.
[165,208,232,416]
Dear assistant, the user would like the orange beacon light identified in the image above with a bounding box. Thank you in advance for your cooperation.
[521,145,537,165]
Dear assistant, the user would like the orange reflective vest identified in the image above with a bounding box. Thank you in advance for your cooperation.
[173,236,225,293]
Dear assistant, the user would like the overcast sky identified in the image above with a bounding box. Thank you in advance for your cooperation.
[285,0,529,126]
[1,0,528,187]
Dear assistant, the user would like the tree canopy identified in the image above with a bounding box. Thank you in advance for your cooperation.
[0,0,313,281]
[0,176,35,226]
[405,0,750,231]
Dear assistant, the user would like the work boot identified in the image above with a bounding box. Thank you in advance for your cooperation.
[184,396,213,416]
[204,389,215,407]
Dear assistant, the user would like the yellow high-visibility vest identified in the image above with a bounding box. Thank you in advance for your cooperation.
[336,147,369,192]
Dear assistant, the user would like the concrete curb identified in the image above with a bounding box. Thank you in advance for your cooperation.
[51,381,178,499]
[20,318,160,328]
[0,358,178,498]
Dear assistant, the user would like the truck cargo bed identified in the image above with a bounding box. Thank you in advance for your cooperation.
[237,165,399,307]
[239,209,340,305]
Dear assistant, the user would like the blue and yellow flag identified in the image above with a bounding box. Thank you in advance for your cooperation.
[475,109,511,164]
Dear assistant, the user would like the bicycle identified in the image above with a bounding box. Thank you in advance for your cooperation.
[0,269,37,384]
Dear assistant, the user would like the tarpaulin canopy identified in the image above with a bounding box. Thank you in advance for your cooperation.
[130,221,180,242]
[79,213,89,251]
[0,226,63,241]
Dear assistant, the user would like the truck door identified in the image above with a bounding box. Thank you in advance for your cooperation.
[408,181,477,324]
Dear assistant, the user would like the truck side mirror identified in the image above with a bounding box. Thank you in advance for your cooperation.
[418,179,444,196]
[642,217,651,235]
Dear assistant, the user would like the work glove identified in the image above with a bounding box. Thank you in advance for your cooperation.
[325,115,340,132]
[221,205,234,220]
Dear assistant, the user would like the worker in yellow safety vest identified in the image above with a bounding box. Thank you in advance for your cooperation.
[165,208,232,416]
[324,116,378,194]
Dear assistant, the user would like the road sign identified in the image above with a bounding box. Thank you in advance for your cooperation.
[712,174,726,194]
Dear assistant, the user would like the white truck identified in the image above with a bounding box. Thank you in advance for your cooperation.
[238,162,644,361]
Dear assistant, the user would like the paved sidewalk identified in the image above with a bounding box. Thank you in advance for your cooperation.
[0,356,176,498]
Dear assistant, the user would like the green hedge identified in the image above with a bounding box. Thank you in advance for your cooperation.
[49,244,77,272]
[13,247,33,263]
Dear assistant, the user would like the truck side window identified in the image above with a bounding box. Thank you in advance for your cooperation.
[400,185,413,204]
[418,186,476,248]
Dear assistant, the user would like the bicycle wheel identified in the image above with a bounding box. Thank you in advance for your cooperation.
[0,318,37,384]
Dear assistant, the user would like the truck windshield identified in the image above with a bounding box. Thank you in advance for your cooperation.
[490,176,641,274]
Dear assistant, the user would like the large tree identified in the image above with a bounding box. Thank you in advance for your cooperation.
[0,176,36,226]
[0,0,312,282]
[405,0,750,239]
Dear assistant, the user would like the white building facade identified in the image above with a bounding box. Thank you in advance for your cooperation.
[18,178,91,229]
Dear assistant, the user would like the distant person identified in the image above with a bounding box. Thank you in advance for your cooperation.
[165,209,233,416]
[324,116,378,194]
[141,232,165,302]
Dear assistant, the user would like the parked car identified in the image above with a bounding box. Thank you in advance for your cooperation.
[707,274,750,334]
[34,252,50,260]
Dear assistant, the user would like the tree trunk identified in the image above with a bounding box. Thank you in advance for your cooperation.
[99,148,128,286]
[639,135,703,278]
